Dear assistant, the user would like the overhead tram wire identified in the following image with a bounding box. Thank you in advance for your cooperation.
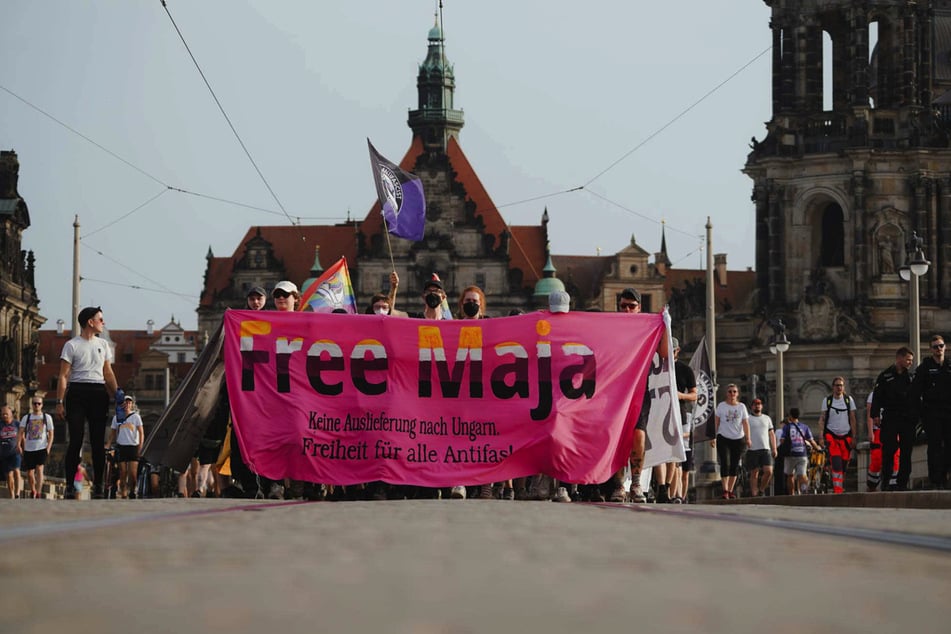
[582,190,698,240]
[80,277,199,301]
[0,83,336,225]
[485,45,771,244]
[80,241,187,298]
[582,45,772,188]
[82,188,169,239]
[160,0,303,240]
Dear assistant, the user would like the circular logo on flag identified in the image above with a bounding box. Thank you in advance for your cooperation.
[693,370,715,429]
[379,166,403,217]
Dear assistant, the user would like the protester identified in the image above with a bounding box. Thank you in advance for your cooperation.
[713,384,750,499]
[609,288,651,503]
[871,347,915,491]
[910,335,951,489]
[775,408,821,495]
[1,406,22,498]
[245,285,266,311]
[17,396,54,499]
[746,398,776,497]
[57,306,119,499]
[107,395,144,499]
[667,337,697,503]
[817,376,857,494]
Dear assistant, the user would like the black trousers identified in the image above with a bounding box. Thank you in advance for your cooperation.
[880,414,914,489]
[64,382,110,494]
[923,413,951,488]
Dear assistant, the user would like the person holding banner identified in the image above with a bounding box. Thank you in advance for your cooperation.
[610,288,652,504]
[713,384,750,499]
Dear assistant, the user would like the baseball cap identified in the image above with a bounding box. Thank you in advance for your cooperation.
[273,280,299,295]
[548,291,570,314]
[671,337,680,349]
[423,273,444,291]
[620,288,641,303]
[752,398,762,405]
[247,286,266,298]
[123,394,135,403]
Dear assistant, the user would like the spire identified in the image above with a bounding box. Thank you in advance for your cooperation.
[310,245,323,276]
[408,9,464,151]
[655,221,671,276]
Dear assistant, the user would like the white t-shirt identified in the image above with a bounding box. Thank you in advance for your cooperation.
[821,394,856,435]
[748,413,774,451]
[61,335,113,383]
[111,412,143,446]
[19,413,54,452]
[715,401,749,440]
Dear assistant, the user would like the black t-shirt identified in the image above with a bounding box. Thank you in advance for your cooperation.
[674,360,697,434]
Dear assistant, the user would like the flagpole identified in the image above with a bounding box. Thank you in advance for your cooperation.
[699,216,720,496]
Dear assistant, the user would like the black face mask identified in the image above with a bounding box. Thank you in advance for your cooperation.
[424,292,442,309]
[462,301,480,318]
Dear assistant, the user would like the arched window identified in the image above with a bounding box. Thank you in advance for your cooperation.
[819,203,845,266]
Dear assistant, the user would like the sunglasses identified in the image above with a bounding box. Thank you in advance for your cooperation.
[933,343,945,350]
[273,290,292,299]
[32,402,43,406]
[619,302,639,310]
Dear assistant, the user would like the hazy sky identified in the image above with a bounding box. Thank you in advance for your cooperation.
[2,1,772,331]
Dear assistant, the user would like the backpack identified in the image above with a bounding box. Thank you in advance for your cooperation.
[777,423,793,458]
[823,394,854,436]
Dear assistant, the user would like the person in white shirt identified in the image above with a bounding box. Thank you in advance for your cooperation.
[817,376,857,494]
[17,397,54,499]
[108,394,144,499]
[746,398,776,496]
[713,384,750,499]
[56,306,118,499]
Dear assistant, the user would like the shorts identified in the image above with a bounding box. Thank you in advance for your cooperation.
[116,445,139,463]
[21,449,49,471]
[73,481,84,494]
[197,443,221,465]
[680,450,694,471]
[0,452,21,477]
[784,456,808,477]
[745,449,773,469]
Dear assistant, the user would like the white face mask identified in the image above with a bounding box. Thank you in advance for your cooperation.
[374,307,389,316]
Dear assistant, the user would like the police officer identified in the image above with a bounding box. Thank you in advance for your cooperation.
[870,347,915,491]
[911,335,951,489]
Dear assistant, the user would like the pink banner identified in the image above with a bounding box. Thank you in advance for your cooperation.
[224,310,665,486]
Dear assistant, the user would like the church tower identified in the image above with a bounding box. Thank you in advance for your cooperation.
[744,0,951,351]
[407,16,465,152]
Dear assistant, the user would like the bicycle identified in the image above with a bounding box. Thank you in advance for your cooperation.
[806,446,832,494]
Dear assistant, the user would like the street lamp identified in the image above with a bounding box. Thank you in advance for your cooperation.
[898,231,930,355]
[769,320,791,424]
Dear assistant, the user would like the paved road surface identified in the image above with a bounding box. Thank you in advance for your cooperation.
[2,498,950,633]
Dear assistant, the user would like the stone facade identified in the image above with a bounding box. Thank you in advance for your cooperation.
[721,0,951,427]
[0,150,45,413]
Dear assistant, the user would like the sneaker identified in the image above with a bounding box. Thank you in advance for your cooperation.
[478,484,495,500]
[190,491,201,498]
[671,496,683,504]
[501,487,515,501]
[609,486,627,503]
[268,483,285,500]
[629,485,646,503]
[552,487,572,503]
[450,485,467,499]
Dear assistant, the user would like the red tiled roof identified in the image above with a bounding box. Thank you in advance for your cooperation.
[552,255,613,301]
[199,225,359,307]
[663,268,758,311]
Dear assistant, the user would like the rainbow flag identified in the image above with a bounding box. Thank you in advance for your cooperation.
[299,257,357,313]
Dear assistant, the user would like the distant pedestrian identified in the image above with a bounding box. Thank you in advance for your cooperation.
[107,395,143,499]
[865,391,897,491]
[713,384,750,499]
[911,335,951,489]
[776,408,821,495]
[871,347,915,490]
[17,397,54,499]
[73,462,89,500]
[57,306,119,499]
[746,398,776,497]
[1,406,22,499]
[817,376,857,494]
